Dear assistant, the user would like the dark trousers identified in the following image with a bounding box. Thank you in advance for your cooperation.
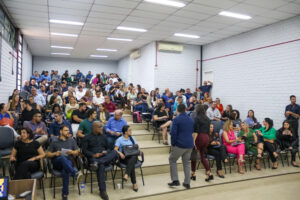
[263,141,277,163]
[14,161,39,180]
[91,150,118,192]
[191,133,210,171]
[290,120,299,139]
[121,156,137,184]
[52,156,77,196]
[207,146,227,170]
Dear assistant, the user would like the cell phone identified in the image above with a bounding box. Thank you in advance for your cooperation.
[102,150,107,154]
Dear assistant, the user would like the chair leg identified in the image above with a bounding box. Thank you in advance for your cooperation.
[280,153,284,167]
[262,157,266,169]
[196,161,200,170]
[223,161,227,174]
[229,157,232,174]
[140,167,145,186]
[90,171,93,193]
[41,178,45,200]
[111,170,116,190]
[152,129,155,141]
[121,168,124,189]
[78,181,81,195]
[249,156,252,171]
[53,176,56,199]
[286,152,289,167]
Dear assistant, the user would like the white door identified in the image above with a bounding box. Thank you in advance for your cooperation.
[202,71,214,84]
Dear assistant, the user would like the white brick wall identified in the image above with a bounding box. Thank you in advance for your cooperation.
[0,38,17,103]
[33,56,118,76]
[156,44,200,93]
[118,43,155,91]
[203,16,300,129]
[22,38,32,82]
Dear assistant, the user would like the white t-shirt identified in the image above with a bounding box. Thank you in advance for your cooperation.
[76,90,85,101]
[93,96,105,105]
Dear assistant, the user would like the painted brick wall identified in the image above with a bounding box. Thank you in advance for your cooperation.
[22,38,33,82]
[0,38,17,103]
[33,56,118,76]
[156,44,200,93]
[202,16,300,129]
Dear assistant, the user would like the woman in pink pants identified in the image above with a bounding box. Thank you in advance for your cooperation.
[222,120,245,174]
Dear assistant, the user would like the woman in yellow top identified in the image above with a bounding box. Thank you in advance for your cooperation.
[98,104,110,125]
[254,118,278,169]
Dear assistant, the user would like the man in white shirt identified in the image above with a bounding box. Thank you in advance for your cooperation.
[93,90,105,108]
[63,87,76,99]
[206,102,221,120]
[206,101,222,132]
[76,86,85,101]
[105,80,113,95]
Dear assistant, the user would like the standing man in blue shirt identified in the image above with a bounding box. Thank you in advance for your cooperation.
[198,80,213,99]
[168,104,194,189]
[285,95,300,139]
[104,109,127,149]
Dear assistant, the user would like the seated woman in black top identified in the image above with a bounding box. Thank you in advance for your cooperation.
[221,105,232,121]
[276,120,299,167]
[153,103,172,145]
[207,123,228,178]
[10,127,45,179]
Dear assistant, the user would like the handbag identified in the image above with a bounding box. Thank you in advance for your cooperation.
[122,136,140,157]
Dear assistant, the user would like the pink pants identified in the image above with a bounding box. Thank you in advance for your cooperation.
[226,143,245,163]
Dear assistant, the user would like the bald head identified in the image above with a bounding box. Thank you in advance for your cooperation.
[92,121,103,135]
[114,109,123,121]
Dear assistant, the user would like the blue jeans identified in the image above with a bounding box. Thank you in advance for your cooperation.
[52,156,77,196]
[106,135,118,150]
[90,150,118,192]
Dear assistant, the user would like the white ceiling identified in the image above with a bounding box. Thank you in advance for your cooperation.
[2,0,300,60]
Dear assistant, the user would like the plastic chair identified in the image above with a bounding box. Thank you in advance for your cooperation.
[0,126,15,176]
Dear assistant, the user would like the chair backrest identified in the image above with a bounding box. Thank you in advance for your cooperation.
[0,126,15,149]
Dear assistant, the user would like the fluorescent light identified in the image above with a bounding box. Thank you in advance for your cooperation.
[51,32,78,37]
[144,0,185,8]
[219,11,252,20]
[117,26,147,32]
[107,37,133,42]
[51,45,73,49]
[96,48,118,52]
[49,19,84,26]
[174,33,200,39]
[90,55,108,58]
[51,53,70,55]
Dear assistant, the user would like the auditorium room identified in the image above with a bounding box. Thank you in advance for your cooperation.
[0,0,299,200]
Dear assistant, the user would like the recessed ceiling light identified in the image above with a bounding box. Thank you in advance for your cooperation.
[107,37,133,42]
[219,11,252,20]
[117,26,147,32]
[174,33,200,39]
[49,19,84,26]
[51,53,70,55]
[90,55,108,58]
[51,32,78,37]
[144,0,185,8]
[51,45,73,49]
[96,48,118,52]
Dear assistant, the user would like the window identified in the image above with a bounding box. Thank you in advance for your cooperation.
[16,33,23,90]
[0,6,18,48]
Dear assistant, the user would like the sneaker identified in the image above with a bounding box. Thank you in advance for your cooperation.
[168,180,180,187]
[100,191,109,200]
[183,183,191,189]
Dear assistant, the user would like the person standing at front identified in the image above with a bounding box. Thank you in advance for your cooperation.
[168,104,194,189]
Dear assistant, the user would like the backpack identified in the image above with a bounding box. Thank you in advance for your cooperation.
[133,112,142,123]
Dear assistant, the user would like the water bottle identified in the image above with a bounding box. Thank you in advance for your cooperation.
[80,182,85,194]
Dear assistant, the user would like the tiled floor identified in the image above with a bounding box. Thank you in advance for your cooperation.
[38,165,300,200]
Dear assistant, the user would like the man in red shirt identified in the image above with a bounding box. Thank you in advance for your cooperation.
[103,96,116,114]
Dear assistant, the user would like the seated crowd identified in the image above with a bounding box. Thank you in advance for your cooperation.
[0,70,299,200]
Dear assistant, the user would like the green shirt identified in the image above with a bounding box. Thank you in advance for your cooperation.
[78,118,94,136]
[238,129,257,155]
[257,127,276,140]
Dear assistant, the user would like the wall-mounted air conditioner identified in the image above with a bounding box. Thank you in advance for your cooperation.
[130,49,141,59]
[158,42,183,53]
